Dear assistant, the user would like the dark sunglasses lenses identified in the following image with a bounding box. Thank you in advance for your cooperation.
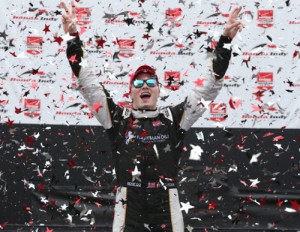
[133,78,157,88]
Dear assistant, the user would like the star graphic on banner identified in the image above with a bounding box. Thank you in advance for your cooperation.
[96,37,106,48]
[194,29,206,38]
[10,52,17,57]
[43,24,50,34]
[15,107,22,114]
[286,79,294,87]
[253,90,264,102]
[188,2,195,9]
[143,34,151,40]
[53,10,62,15]
[0,30,8,40]
[2,91,8,96]
[156,55,164,61]
[204,35,214,44]
[190,61,196,68]
[31,67,40,75]
[53,36,63,45]
[158,28,163,36]
[185,33,193,41]
[23,90,30,97]
[242,56,251,68]
[124,17,135,26]
[160,95,169,101]
[229,97,242,109]
[180,201,194,214]
[205,46,214,53]
[146,22,154,32]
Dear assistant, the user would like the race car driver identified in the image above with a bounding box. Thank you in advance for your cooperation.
[60,1,244,231]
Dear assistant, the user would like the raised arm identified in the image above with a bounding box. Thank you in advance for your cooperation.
[174,7,244,131]
[61,1,121,130]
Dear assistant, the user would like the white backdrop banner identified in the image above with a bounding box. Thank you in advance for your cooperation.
[0,0,299,128]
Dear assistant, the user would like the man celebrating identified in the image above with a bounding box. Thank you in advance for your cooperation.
[61,1,243,231]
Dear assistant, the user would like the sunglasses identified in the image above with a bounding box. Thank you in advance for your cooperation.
[132,78,157,88]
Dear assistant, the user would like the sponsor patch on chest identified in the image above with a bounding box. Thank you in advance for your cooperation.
[152,120,163,127]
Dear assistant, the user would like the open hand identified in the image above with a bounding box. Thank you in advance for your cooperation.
[60,0,78,34]
[222,6,244,40]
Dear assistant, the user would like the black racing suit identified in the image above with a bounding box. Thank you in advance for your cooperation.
[66,35,232,232]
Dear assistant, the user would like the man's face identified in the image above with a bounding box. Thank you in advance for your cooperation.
[131,73,160,110]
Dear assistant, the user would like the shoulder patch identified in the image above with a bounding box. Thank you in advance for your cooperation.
[160,107,173,122]
[122,107,132,119]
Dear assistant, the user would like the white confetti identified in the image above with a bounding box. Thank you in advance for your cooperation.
[284,207,297,213]
[189,144,203,160]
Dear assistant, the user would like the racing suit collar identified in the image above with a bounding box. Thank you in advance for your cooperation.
[132,108,160,118]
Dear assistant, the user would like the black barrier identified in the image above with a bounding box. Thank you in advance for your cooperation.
[0,124,299,231]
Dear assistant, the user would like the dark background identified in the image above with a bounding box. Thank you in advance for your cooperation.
[1,123,299,231]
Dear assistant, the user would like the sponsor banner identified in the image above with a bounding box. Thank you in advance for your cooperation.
[165,8,182,27]
[210,103,227,122]
[257,72,273,90]
[257,10,273,28]
[23,99,41,118]
[163,71,181,91]
[26,36,43,55]
[0,99,8,113]
[76,7,91,25]
[0,0,299,129]
[117,39,135,58]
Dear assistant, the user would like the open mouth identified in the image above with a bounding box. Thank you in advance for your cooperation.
[140,92,151,100]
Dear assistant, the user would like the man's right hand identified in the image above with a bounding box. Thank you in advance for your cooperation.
[60,0,78,34]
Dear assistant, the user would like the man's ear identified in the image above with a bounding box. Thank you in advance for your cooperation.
[129,92,134,102]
